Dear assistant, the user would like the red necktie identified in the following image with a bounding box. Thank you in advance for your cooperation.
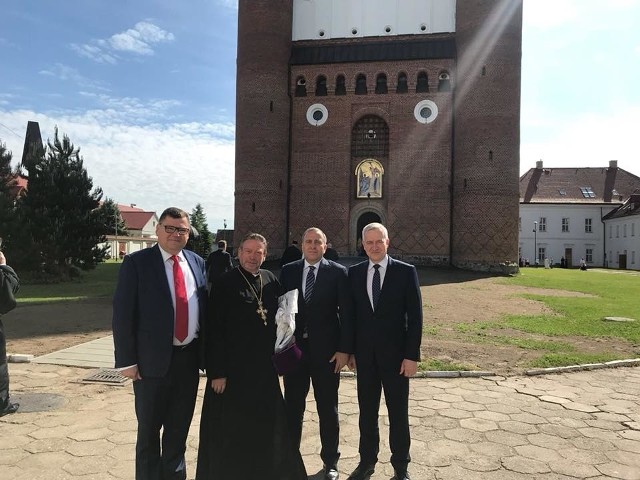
[171,255,188,342]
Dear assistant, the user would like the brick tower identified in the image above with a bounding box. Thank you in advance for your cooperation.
[235,0,522,270]
[234,0,293,251]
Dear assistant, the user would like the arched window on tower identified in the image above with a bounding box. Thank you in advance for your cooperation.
[355,74,367,95]
[396,72,408,93]
[416,71,429,93]
[375,73,388,94]
[351,115,389,158]
[295,76,307,97]
[315,75,327,96]
[438,71,451,92]
[335,75,346,95]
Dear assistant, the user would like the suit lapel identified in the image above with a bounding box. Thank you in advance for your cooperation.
[151,245,173,304]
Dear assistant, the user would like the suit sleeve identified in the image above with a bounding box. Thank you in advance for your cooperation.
[404,265,423,361]
[0,265,19,294]
[112,256,139,368]
[337,265,355,354]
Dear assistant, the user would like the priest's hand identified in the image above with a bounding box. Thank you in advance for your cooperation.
[211,377,227,394]
[399,359,418,377]
[331,352,349,373]
[347,355,357,372]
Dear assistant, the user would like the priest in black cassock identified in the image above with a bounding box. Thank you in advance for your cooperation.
[196,233,307,480]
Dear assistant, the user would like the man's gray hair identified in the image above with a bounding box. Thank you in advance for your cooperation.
[362,222,388,240]
[302,227,327,244]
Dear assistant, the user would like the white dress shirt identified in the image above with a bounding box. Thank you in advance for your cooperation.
[367,255,389,309]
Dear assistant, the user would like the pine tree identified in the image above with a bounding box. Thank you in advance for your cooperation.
[187,203,213,258]
[16,127,108,274]
[97,198,128,237]
[0,141,18,249]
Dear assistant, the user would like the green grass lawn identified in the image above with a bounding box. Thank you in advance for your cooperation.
[16,262,121,304]
[493,268,640,368]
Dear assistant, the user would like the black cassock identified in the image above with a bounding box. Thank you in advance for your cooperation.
[196,267,307,480]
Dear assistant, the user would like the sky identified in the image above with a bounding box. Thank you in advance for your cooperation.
[1,0,639,230]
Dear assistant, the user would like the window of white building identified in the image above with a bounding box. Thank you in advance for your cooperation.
[624,224,627,237]
[585,218,592,233]
[539,217,546,232]
[562,218,570,232]
[585,248,593,263]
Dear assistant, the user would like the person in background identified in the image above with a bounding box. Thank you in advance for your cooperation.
[280,240,302,268]
[205,239,233,289]
[0,248,20,417]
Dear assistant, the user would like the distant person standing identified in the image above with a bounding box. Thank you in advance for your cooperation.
[112,207,208,480]
[324,242,340,262]
[205,240,233,288]
[0,249,19,417]
[280,240,302,268]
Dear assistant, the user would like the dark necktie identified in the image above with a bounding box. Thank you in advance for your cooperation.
[372,264,381,308]
[172,255,188,342]
[304,265,316,303]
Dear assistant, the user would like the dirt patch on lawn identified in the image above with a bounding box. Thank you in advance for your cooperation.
[4,268,637,376]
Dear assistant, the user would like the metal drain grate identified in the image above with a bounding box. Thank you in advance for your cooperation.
[82,368,128,385]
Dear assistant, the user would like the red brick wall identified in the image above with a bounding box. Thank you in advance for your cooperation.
[452,0,523,269]
[236,0,523,269]
[235,0,293,255]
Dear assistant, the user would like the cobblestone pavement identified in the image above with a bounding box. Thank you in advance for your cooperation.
[2,363,639,479]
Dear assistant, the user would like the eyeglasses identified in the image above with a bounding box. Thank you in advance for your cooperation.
[162,225,190,236]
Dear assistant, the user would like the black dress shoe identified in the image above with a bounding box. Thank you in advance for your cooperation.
[347,463,375,480]
[323,465,339,480]
[0,402,19,417]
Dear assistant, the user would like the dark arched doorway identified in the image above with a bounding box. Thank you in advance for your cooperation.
[356,211,381,255]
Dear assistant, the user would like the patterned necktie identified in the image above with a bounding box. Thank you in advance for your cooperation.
[304,265,316,303]
[372,264,381,308]
[171,255,189,342]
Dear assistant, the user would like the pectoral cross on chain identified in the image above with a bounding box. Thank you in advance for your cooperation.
[256,301,268,325]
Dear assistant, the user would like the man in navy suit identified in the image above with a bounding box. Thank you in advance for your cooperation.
[113,207,207,480]
[280,227,353,480]
[347,223,422,480]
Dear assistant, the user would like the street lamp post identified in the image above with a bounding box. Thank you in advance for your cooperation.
[114,211,118,262]
[533,221,538,267]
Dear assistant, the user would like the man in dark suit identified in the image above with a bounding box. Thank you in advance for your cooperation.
[280,227,353,480]
[347,223,422,480]
[205,239,233,288]
[0,250,20,417]
[113,207,207,480]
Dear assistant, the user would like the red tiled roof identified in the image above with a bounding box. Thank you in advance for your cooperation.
[520,164,640,204]
[117,204,145,212]
[8,174,27,197]
[121,211,155,230]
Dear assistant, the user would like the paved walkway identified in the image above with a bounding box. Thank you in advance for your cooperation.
[2,358,639,479]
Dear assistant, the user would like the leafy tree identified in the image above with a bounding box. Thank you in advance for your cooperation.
[187,203,213,258]
[16,127,108,274]
[0,141,18,247]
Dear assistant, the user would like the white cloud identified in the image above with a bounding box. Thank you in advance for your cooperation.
[0,108,236,229]
[72,21,175,64]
